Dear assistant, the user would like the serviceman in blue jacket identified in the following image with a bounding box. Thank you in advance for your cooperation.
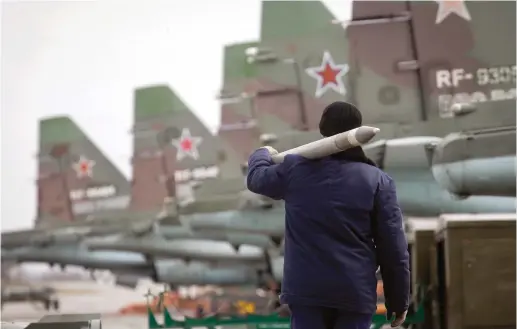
[247,101,410,329]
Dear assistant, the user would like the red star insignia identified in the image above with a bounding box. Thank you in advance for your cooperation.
[305,51,349,98]
[171,128,203,161]
[72,155,96,178]
[180,138,192,152]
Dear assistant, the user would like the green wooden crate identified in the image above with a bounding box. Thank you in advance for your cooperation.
[147,301,424,329]
[146,286,426,329]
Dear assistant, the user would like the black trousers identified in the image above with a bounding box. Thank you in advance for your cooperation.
[289,304,373,329]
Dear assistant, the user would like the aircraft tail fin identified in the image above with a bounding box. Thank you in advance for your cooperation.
[134,85,247,218]
[241,1,345,133]
[218,42,263,161]
[37,116,130,227]
[347,1,516,125]
[132,85,246,218]
[260,1,336,40]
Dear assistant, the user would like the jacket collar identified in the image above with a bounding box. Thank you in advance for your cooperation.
[331,147,377,167]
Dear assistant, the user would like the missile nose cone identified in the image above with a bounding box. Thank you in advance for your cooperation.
[355,126,380,144]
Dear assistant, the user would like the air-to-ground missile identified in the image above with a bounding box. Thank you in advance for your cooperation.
[271,126,380,163]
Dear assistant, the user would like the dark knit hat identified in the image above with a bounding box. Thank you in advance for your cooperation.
[319,101,362,137]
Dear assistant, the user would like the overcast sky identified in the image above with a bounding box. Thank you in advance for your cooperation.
[1,0,351,232]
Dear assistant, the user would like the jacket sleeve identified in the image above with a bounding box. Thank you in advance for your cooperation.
[373,174,410,316]
[246,148,287,200]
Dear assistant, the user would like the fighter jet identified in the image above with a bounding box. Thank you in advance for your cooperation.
[7,0,516,295]
[2,115,167,249]
[36,116,132,224]
[218,1,515,196]
[249,1,514,136]
[220,0,515,170]
[131,85,246,215]
[2,224,275,289]
[1,245,275,288]
[82,0,517,272]
[80,85,284,282]
[3,108,275,248]
[193,0,515,237]
[3,90,281,289]
[186,133,515,237]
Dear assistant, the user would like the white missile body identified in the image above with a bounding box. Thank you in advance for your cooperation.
[271,126,380,164]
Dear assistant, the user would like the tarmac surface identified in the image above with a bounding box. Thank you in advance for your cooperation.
[2,279,391,329]
[1,280,168,329]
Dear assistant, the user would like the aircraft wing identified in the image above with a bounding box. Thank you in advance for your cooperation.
[1,217,158,250]
[186,208,285,237]
[1,244,153,273]
[86,237,266,266]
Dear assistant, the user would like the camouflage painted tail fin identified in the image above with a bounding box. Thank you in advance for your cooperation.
[347,0,515,131]
[219,1,348,141]
[132,85,242,217]
[37,116,130,227]
[218,41,262,161]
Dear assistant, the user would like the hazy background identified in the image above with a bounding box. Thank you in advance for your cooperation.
[1,0,351,231]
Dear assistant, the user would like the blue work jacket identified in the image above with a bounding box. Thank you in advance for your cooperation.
[247,148,410,315]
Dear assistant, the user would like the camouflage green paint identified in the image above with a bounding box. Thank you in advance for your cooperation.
[132,85,246,216]
[37,116,131,226]
[219,0,515,159]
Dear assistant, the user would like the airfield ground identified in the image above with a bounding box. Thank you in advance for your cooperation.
[1,280,395,329]
[1,280,169,329]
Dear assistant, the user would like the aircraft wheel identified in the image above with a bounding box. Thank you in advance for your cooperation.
[53,300,60,310]
[44,300,50,310]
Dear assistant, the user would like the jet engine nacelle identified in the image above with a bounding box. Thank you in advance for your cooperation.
[431,130,516,198]
[364,137,516,216]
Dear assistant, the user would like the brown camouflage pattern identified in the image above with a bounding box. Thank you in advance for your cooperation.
[35,1,516,227]
[220,1,515,152]
[36,117,131,227]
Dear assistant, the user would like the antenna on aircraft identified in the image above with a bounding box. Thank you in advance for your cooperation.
[245,46,259,58]
[331,12,411,27]
[260,133,278,146]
